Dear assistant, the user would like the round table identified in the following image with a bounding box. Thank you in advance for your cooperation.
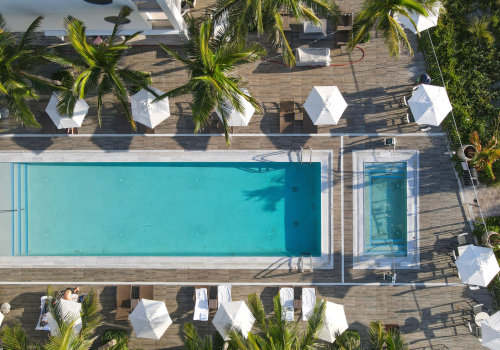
[475,312,489,326]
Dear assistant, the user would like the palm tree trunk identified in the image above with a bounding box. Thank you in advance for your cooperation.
[96,339,117,350]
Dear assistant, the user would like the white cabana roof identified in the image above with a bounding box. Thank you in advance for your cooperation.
[456,245,500,287]
[303,86,348,125]
[46,299,82,336]
[45,93,89,129]
[213,301,255,340]
[408,84,452,126]
[318,301,348,343]
[215,88,255,127]
[129,299,172,340]
[396,4,441,34]
[131,87,170,129]
[482,311,500,350]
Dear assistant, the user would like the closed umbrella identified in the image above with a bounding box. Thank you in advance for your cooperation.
[303,86,348,125]
[455,245,500,287]
[396,4,441,34]
[129,299,172,340]
[131,87,170,129]
[46,299,82,336]
[215,88,255,127]
[318,301,348,343]
[408,84,452,126]
[45,93,89,129]
[213,301,255,340]
[482,311,500,350]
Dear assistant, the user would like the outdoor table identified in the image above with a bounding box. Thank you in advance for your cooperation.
[476,312,489,326]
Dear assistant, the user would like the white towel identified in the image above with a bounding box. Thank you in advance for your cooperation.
[302,288,316,321]
[194,288,209,321]
[218,285,231,308]
[280,288,294,309]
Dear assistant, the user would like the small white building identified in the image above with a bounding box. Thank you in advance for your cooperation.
[1,0,185,36]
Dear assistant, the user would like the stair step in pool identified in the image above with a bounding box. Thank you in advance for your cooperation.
[12,163,28,256]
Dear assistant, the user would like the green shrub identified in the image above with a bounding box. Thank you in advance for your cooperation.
[102,329,128,349]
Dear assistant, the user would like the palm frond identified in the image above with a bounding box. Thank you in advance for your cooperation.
[367,321,386,350]
[0,321,41,350]
[247,293,268,334]
[469,131,482,151]
[299,299,325,350]
[17,16,44,51]
[79,288,103,341]
[386,329,409,350]
[109,6,134,45]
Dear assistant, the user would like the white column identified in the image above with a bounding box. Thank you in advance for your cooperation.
[157,0,186,34]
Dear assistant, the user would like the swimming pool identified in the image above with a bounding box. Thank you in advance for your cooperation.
[10,162,321,257]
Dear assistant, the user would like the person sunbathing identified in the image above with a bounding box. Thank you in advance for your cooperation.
[63,287,80,301]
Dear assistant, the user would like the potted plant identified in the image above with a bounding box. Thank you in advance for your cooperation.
[458,144,477,161]
[469,131,500,179]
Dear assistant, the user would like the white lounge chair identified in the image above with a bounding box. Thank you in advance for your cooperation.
[279,286,294,309]
[217,285,231,308]
[194,286,209,321]
[302,287,316,321]
[36,296,51,331]
[296,48,331,67]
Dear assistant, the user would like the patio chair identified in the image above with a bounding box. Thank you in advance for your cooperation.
[36,102,56,134]
[399,95,408,108]
[139,285,154,300]
[113,102,133,134]
[280,101,295,133]
[302,108,318,134]
[216,285,232,309]
[115,285,132,321]
[457,233,468,246]
[301,286,317,321]
[299,19,327,40]
[279,286,295,309]
[193,286,209,321]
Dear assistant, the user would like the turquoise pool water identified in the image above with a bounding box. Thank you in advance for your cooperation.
[364,162,407,257]
[17,162,321,257]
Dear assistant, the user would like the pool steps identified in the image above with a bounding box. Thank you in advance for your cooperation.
[11,163,27,256]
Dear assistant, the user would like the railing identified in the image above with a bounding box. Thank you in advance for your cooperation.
[133,0,162,11]
[147,19,174,29]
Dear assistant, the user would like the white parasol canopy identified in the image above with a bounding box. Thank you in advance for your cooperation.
[482,311,500,350]
[318,301,349,343]
[46,299,82,336]
[213,301,255,340]
[0,311,4,327]
[45,93,89,129]
[129,299,172,340]
[131,87,170,129]
[408,84,452,126]
[303,86,348,125]
[396,4,441,34]
[215,88,255,127]
[456,245,500,287]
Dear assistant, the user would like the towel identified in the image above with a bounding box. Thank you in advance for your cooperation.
[302,288,316,321]
[194,288,209,321]
[280,288,294,309]
[218,285,231,307]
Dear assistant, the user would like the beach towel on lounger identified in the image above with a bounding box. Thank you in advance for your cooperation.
[218,285,231,308]
[36,296,51,331]
[194,288,209,321]
[280,288,294,309]
[302,288,316,321]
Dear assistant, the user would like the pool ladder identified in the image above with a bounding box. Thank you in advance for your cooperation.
[299,146,313,164]
[300,253,313,273]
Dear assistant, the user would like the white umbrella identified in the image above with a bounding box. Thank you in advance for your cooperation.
[408,84,452,126]
[318,301,348,343]
[396,4,441,34]
[45,93,89,129]
[213,301,255,340]
[456,245,500,287]
[46,299,82,336]
[303,86,348,125]
[482,311,500,350]
[131,87,170,129]
[129,299,172,340]
[0,311,4,327]
[215,88,255,127]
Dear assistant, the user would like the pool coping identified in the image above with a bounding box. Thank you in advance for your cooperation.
[0,150,333,270]
[352,150,420,270]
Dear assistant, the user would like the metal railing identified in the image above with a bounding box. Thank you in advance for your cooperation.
[133,0,162,10]
[147,19,174,29]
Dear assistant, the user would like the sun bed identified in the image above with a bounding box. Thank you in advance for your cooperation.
[302,109,318,134]
[301,286,317,321]
[295,48,331,67]
[139,285,154,300]
[280,101,295,133]
[113,102,133,134]
[115,285,132,321]
[279,286,294,309]
[137,123,155,134]
[194,286,209,321]
[36,102,56,134]
[35,296,51,331]
[217,285,232,308]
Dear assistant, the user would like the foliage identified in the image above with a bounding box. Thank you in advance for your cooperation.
[102,330,128,343]
[211,0,340,66]
[60,5,154,128]
[183,323,214,350]
[469,131,500,180]
[367,321,409,350]
[467,17,494,45]
[348,0,439,59]
[156,16,266,146]
[0,321,42,350]
[326,330,361,350]
[0,14,71,128]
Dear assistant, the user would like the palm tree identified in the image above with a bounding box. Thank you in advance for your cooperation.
[226,293,326,350]
[367,321,409,350]
[212,0,340,67]
[61,5,154,129]
[467,17,494,46]
[0,14,71,128]
[183,323,216,350]
[155,16,266,146]
[328,330,361,350]
[348,0,438,59]
[470,131,500,180]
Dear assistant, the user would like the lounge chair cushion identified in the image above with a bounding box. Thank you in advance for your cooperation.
[296,48,331,67]
[302,288,316,321]
[280,288,294,309]
[194,288,209,321]
[218,285,232,308]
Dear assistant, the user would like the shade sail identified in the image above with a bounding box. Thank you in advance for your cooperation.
[46,299,82,336]
[303,86,347,125]
[129,299,172,340]
[131,87,170,129]
[482,311,500,350]
[318,301,348,343]
[215,88,255,127]
[213,301,255,340]
[408,84,452,126]
[45,93,89,129]
[397,5,441,34]
[456,245,500,287]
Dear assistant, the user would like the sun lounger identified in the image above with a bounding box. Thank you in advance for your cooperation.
[217,285,232,308]
[115,285,132,321]
[302,109,318,134]
[137,123,155,134]
[280,101,295,133]
[279,286,294,309]
[36,102,56,134]
[139,285,154,300]
[194,286,209,321]
[35,296,51,331]
[296,48,331,67]
[301,286,317,321]
[114,102,133,134]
